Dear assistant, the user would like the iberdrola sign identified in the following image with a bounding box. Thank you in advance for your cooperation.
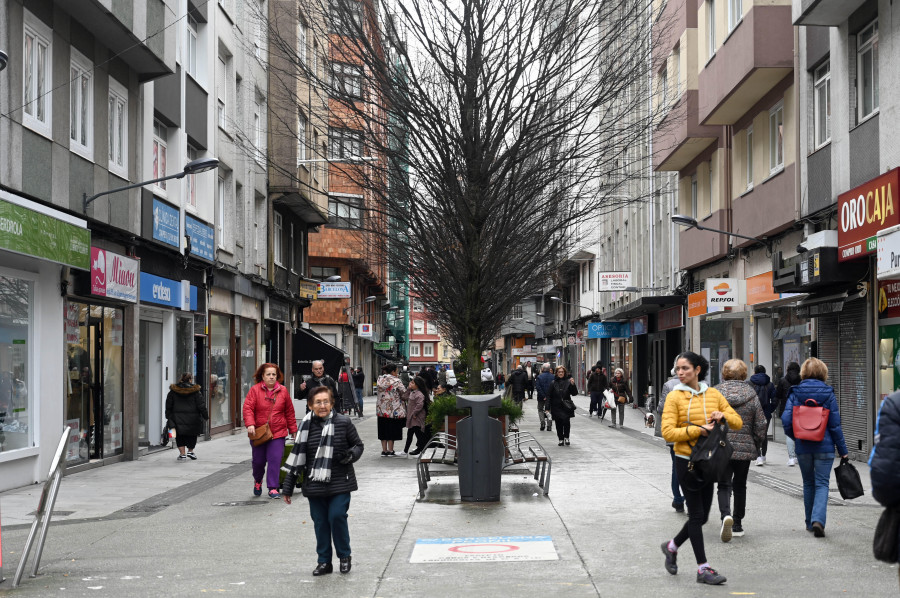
[838,168,900,262]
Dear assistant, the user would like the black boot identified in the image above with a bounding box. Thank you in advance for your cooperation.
[313,563,333,576]
[340,556,352,573]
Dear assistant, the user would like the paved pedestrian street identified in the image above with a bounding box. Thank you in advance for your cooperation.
[1,395,895,597]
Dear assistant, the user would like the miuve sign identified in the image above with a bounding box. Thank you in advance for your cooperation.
[838,168,900,262]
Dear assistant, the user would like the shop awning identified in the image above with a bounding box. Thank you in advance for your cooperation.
[794,287,865,318]
[600,295,687,322]
[293,327,346,379]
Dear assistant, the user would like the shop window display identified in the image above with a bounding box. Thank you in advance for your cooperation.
[239,319,257,423]
[210,314,232,429]
[0,275,33,454]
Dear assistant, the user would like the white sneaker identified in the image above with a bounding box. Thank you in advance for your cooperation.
[787,457,797,467]
[755,456,764,466]
[396,451,408,457]
[720,515,734,543]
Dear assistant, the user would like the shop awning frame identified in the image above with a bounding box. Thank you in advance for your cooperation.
[599,294,687,322]
[293,326,347,380]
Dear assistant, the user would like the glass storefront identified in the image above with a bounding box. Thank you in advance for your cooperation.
[65,301,124,464]
[771,307,811,380]
[239,318,257,422]
[699,319,734,387]
[0,275,33,455]
[210,313,232,429]
[176,315,194,383]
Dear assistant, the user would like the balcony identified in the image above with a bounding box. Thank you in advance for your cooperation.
[793,0,868,26]
[57,0,173,81]
[698,5,793,125]
[678,209,730,270]
[654,92,720,172]
[731,164,797,246]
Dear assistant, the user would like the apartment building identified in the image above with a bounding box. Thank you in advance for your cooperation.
[0,0,177,490]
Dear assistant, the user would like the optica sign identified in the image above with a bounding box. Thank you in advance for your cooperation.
[838,168,900,262]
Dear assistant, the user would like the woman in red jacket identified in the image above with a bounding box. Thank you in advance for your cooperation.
[243,363,297,499]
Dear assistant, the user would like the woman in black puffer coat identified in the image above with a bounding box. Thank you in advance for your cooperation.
[165,373,208,460]
[548,366,578,446]
[282,386,364,576]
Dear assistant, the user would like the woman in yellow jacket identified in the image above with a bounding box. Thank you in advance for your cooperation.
[660,351,742,586]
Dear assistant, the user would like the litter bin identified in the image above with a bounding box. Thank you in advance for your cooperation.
[455,393,504,502]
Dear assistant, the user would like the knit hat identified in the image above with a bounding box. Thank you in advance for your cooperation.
[614,368,624,376]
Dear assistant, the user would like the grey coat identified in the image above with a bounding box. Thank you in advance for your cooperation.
[714,380,767,461]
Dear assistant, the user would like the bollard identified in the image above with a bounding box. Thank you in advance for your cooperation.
[455,393,504,502]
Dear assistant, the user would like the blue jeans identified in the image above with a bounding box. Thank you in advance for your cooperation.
[796,452,834,529]
[354,388,363,413]
[308,493,352,563]
[786,435,797,459]
[669,446,684,506]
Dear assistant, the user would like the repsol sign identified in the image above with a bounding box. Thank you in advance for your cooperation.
[838,168,900,262]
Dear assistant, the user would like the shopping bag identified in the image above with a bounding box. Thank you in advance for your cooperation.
[603,389,615,410]
[873,506,900,563]
[834,457,864,500]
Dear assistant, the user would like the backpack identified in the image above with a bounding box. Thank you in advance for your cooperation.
[752,381,774,409]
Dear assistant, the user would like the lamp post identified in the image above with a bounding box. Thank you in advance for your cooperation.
[549,296,598,318]
[342,295,377,316]
[83,157,219,212]
[671,214,772,251]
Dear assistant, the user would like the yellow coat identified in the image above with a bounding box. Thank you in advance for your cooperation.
[661,384,743,458]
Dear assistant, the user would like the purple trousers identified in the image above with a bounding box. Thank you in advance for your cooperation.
[251,436,286,490]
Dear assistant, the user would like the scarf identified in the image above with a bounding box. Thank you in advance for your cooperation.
[282,409,335,483]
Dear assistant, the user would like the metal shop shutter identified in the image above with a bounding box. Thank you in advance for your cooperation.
[837,298,870,458]
[817,315,840,386]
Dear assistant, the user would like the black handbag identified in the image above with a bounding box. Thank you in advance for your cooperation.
[834,457,864,500]
[562,398,576,415]
[687,421,733,484]
[874,506,900,563]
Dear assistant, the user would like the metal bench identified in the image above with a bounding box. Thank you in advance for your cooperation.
[416,430,551,498]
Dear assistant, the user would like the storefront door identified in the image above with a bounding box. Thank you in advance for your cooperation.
[138,320,163,446]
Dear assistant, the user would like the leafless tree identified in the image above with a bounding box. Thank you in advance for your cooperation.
[260,0,669,392]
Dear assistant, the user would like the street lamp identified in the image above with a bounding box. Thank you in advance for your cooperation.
[342,295,377,315]
[549,296,598,317]
[324,275,342,282]
[83,157,219,212]
[671,214,772,251]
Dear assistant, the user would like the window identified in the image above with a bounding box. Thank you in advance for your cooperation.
[186,15,198,77]
[512,304,523,319]
[108,78,128,177]
[423,344,434,357]
[426,321,437,335]
[23,11,52,137]
[658,64,668,107]
[331,0,363,36]
[186,145,198,207]
[672,45,680,96]
[769,101,784,173]
[728,0,741,32]
[274,212,283,265]
[217,175,225,247]
[327,194,362,228]
[745,125,753,189]
[409,343,420,357]
[413,298,424,312]
[310,266,340,280]
[298,19,308,65]
[153,120,168,191]
[690,174,698,217]
[332,62,362,98]
[330,128,362,159]
[857,20,879,121]
[313,41,318,77]
[0,274,35,457]
[413,320,424,334]
[312,130,320,181]
[297,112,307,165]
[708,162,713,215]
[814,61,831,148]
[69,49,93,159]
[290,222,296,271]
[707,0,716,59]
[217,55,227,130]
[588,260,594,290]
[253,101,262,162]
[254,0,265,59]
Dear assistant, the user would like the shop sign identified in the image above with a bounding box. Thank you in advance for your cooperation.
[598,271,632,291]
[0,195,90,270]
[688,291,707,318]
[185,214,215,261]
[838,167,900,262]
[298,280,318,300]
[537,344,557,353]
[151,198,180,249]
[267,299,290,323]
[495,338,505,350]
[65,303,80,343]
[90,247,138,303]
[658,306,683,330]
[375,342,393,351]
[140,272,198,310]
[877,225,900,279]
[64,419,81,462]
[878,280,900,320]
[512,346,537,356]
[630,316,648,336]
[587,321,630,338]
[358,323,373,338]
[317,282,351,299]
[746,272,780,305]
[707,278,740,307]
[566,335,577,345]
[110,412,123,451]
[110,310,124,346]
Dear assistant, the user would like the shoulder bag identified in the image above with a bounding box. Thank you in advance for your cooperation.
[792,398,830,442]
[684,392,733,483]
[249,394,275,447]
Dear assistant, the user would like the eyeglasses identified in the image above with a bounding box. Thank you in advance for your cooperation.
[311,400,332,407]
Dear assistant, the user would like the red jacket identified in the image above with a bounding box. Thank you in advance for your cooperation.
[242,382,297,439]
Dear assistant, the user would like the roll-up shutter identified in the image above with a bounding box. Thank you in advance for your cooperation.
[837,298,870,459]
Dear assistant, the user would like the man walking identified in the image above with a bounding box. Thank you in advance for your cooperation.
[587,365,608,417]
[535,364,554,432]
[508,365,528,407]
[351,367,365,417]
[524,361,536,400]
[749,365,776,466]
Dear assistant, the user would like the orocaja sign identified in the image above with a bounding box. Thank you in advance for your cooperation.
[838,167,900,262]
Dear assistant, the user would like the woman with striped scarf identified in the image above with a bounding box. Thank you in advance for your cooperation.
[282,386,364,576]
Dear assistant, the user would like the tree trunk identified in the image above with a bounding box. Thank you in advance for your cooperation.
[465,335,482,395]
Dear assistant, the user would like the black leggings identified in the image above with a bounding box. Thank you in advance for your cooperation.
[404,426,426,452]
[554,417,571,440]
[760,416,771,456]
[673,457,714,565]
[176,434,197,450]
